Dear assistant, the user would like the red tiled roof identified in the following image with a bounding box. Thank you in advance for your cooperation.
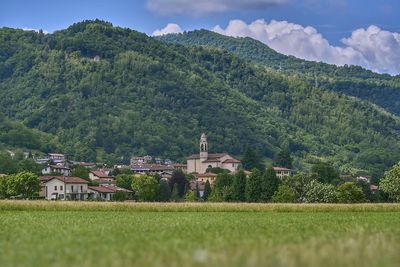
[88,186,116,193]
[41,176,89,184]
[195,172,218,178]
[88,186,133,193]
[90,171,113,178]
[187,153,227,160]
[223,159,241,163]
[272,167,292,171]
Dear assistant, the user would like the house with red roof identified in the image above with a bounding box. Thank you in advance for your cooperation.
[40,176,89,200]
[87,186,132,201]
[187,133,241,174]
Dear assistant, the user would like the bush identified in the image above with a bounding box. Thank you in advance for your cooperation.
[336,182,366,203]
[305,180,337,203]
[272,185,297,203]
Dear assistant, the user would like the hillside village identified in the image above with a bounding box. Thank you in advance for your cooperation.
[0,133,385,203]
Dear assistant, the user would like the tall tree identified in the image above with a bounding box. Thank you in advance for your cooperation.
[260,167,280,202]
[380,162,400,202]
[312,162,340,185]
[169,170,187,198]
[71,166,90,179]
[274,149,293,169]
[157,179,171,202]
[131,175,158,202]
[231,170,247,202]
[116,174,134,190]
[7,172,40,199]
[245,168,263,202]
[203,180,212,201]
[241,147,265,172]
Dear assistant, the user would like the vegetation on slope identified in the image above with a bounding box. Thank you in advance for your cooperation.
[0,20,399,177]
[158,30,400,115]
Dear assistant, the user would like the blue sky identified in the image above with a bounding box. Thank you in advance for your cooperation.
[1,0,400,74]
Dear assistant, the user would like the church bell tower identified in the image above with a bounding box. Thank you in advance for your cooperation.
[199,133,208,161]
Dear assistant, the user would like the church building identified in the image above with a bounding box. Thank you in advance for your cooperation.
[187,133,241,174]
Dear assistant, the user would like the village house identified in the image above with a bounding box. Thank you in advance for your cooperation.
[194,173,218,185]
[87,186,132,201]
[131,164,174,175]
[173,163,187,173]
[89,170,114,181]
[187,133,241,174]
[42,165,71,176]
[48,153,66,163]
[273,167,294,179]
[41,176,89,200]
[189,180,205,198]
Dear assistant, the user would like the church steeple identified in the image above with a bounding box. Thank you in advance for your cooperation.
[199,133,208,161]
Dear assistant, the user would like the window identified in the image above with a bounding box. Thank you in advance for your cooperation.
[71,185,74,192]
[60,186,63,191]
[81,186,83,192]
[54,186,57,190]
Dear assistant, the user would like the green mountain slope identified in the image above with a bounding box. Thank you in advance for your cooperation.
[158,30,400,116]
[0,20,399,177]
[0,113,59,153]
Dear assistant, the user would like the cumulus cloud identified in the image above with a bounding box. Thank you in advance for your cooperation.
[152,23,183,36]
[147,0,287,16]
[213,19,400,75]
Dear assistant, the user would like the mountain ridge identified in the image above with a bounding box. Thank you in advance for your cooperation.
[0,20,399,177]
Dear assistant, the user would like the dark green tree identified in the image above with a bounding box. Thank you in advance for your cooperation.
[231,170,247,202]
[274,149,293,169]
[241,147,265,172]
[312,162,340,185]
[203,180,212,201]
[260,167,280,202]
[245,168,263,202]
[169,170,187,198]
[336,182,366,203]
[158,179,171,202]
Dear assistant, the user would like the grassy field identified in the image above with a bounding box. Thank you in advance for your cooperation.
[0,201,399,267]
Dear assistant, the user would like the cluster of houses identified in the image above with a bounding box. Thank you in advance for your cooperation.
[4,133,376,201]
[36,133,298,201]
[40,170,132,201]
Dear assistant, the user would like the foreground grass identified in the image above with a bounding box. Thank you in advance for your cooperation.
[0,201,399,267]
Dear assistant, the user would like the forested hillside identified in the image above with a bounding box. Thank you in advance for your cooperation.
[0,20,399,177]
[158,30,400,116]
[0,113,58,153]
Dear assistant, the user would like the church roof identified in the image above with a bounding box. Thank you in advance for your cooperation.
[187,153,227,160]
[223,159,241,163]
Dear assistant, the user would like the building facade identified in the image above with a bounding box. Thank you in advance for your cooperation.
[187,133,240,174]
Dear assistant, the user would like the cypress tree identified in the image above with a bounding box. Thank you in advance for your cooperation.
[232,170,247,202]
[260,167,280,202]
[203,180,212,201]
[245,168,263,202]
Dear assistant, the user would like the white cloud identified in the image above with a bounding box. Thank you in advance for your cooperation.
[213,19,400,75]
[147,0,287,16]
[152,23,183,36]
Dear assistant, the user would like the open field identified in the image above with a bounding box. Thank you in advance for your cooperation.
[0,201,400,267]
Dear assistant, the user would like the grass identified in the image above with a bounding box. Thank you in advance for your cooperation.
[0,201,399,267]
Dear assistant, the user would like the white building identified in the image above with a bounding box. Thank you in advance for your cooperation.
[48,153,66,163]
[273,167,294,179]
[41,176,89,200]
[42,165,71,176]
[187,133,240,174]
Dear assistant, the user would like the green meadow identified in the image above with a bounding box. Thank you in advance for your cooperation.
[0,201,399,267]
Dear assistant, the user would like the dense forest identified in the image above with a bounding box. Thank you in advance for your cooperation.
[158,30,400,116]
[0,20,399,178]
